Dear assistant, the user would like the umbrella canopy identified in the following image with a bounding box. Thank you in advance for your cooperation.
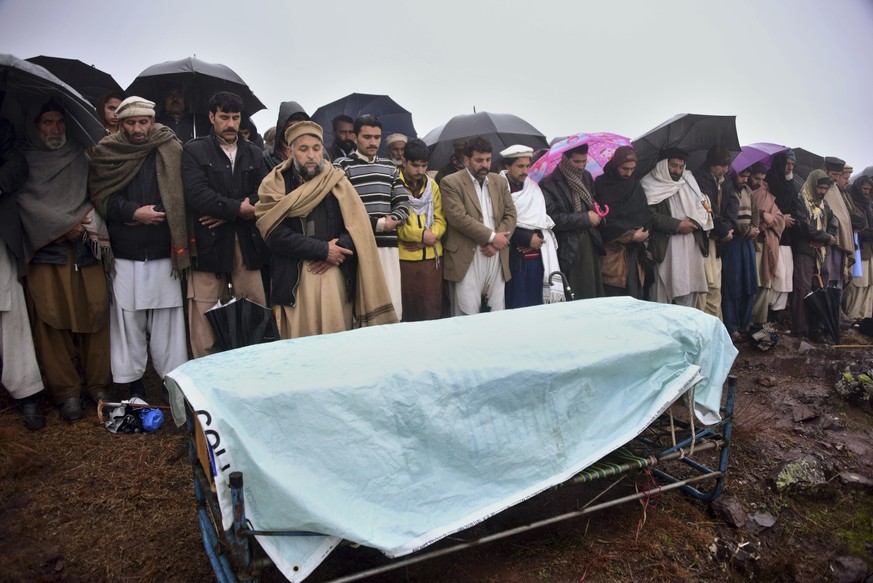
[632,113,741,177]
[311,93,417,155]
[126,57,266,117]
[528,132,632,183]
[26,56,122,106]
[423,111,549,170]
[791,147,824,192]
[851,166,873,183]
[0,53,105,147]
[730,142,789,174]
[205,296,278,351]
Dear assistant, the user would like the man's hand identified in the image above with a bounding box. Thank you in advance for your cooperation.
[200,216,227,229]
[587,210,602,227]
[480,243,497,257]
[829,235,837,246]
[403,241,426,252]
[307,260,332,275]
[491,231,511,250]
[722,229,734,242]
[238,198,256,220]
[422,228,438,246]
[326,238,354,265]
[529,233,544,250]
[748,226,760,239]
[63,216,92,240]
[760,212,773,227]
[382,216,401,231]
[133,205,166,225]
[631,227,649,242]
[784,215,796,228]
[677,218,699,234]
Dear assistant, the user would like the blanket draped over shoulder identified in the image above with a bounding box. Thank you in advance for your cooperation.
[88,124,191,276]
[256,160,398,327]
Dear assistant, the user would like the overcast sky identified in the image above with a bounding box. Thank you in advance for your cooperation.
[2,0,872,169]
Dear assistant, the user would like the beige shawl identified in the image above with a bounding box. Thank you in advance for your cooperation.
[751,182,785,284]
[256,160,398,328]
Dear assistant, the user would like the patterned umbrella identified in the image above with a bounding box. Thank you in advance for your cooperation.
[528,132,632,183]
[729,142,789,174]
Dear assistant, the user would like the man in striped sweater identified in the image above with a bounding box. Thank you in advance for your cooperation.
[334,114,410,319]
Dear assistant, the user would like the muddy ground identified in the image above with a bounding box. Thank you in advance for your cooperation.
[1,329,871,583]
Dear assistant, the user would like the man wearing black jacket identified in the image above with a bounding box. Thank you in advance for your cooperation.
[182,92,269,357]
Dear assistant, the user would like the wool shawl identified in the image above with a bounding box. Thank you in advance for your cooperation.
[799,170,829,268]
[750,182,785,284]
[641,160,713,231]
[89,124,191,275]
[256,160,398,328]
[594,149,653,243]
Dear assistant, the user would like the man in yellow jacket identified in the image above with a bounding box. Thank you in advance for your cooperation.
[397,138,445,321]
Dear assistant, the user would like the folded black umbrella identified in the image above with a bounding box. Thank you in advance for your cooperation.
[803,275,840,344]
[0,53,105,147]
[422,111,549,170]
[26,56,122,106]
[126,57,266,118]
[632,113,741,177]
[205,296,279,352]
[311,93,417,155]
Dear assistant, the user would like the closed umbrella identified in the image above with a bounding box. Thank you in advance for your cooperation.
[632,113,741,177]
[0,53,105,147]
[26,56,122,106]
[126,57,266,117]
[423,111,548,170]
[311,93,417,154]
[205,295,279,352]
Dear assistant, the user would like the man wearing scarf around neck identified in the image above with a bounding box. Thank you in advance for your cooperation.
[722,164,761,339]
[441,136,517,314]
[593,146,652,299]
[17,100,112,423]
[256,121,398,337]
[539,143,604,300]
[791,170,838,343]
[500,145,564,307]
[641,148,712,308]
[182,91,269,358]
[397,139,445,321]
[821,157,857,294]
[89,97,190,401]
[749,163,789,327]
[692,146,738,320]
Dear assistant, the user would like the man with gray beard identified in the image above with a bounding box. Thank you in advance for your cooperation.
[255,121,397,338]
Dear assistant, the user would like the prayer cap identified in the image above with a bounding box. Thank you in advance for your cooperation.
[499,145,534,159]
[817,176,833,187]
[786,149,797,162]
[823,157,846,172]
[385,133,408,146]
[284,121,324,146]
[116,96,155,120]
[842,164,853,174]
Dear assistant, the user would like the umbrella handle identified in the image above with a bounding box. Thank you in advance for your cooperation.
[814,273,824,289]
[594,202,609,217]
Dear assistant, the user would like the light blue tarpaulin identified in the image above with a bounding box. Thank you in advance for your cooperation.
[165,297,736,582]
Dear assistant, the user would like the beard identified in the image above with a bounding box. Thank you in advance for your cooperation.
[294,159,324,180]
[40,133,66,150]
[669,172,682,182]
[785,171,794,181]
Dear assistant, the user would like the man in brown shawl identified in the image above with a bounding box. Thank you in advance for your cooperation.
[256,121,397,338]
[749,162,788,327]
[16,100,111,422]
[89,96,190,401]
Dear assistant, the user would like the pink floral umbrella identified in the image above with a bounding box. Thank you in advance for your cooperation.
[529,132,632,183]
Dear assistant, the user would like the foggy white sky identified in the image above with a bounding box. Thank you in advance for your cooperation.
[2,0,872,168]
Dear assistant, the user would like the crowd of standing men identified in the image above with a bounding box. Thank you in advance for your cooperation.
[2,88,872,431]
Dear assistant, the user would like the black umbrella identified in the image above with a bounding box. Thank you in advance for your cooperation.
[804,274,840,344]
[851,166,873,183]
[205,296,279,352]
[311,93,417,154]
[422,111,549,170]
[126,57,266,117]
[0,53,105,147]
[632,113,741,177]
[26,56,122,106]
[791,147,824,192]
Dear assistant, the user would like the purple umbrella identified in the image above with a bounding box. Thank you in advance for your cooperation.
[730,142,789,174]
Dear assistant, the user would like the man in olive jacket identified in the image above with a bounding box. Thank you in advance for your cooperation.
[182,91,268,357]
[440,136,516,314]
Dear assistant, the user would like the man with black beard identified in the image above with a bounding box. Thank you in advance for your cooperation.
[255,121,397,338]
[328,115,356,161]
[764,151,798,323]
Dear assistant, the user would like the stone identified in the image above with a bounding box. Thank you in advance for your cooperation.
[771,454,833,496]
[793,405,819,423]
[797,341,815,354]
[838,472,873,491]
[756,376,778,388]
[745,512,776,534]
[712,495,746,528]
[830,556,870,583]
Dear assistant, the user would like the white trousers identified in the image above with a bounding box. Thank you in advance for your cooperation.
[0,245,44,399]
[453,250,505,315]
[377,246,403,321]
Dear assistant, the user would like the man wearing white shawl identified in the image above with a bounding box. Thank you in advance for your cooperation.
[397,139,445,321]
[499,145,564,306]
[642,149,713,307]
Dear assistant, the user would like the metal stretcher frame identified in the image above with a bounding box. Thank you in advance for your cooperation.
[187,375,737,583]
